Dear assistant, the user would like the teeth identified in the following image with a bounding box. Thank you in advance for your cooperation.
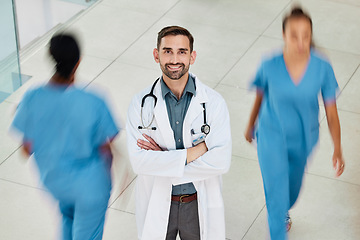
[168,65,181,70]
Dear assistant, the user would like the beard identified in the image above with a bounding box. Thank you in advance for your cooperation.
[160,62,190,80]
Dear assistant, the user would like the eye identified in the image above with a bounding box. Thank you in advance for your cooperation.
[179,50,186,54]
[165,50,171,54]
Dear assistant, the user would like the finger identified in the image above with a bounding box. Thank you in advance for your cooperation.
[246,136,252,143]
[137,142,149,150]
[335,160,345,177]
[143,134,159,147]
[333,156,338,169]
[142,134,162,151]
[141,135,155,147]
[138,139,160,151]
[137,139,153,150]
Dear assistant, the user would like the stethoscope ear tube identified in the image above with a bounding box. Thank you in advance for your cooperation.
[138,78,160,130]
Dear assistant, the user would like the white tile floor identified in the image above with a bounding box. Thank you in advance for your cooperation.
[1,0,359,239]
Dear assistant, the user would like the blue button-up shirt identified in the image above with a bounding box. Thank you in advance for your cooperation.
[161,75,197,195]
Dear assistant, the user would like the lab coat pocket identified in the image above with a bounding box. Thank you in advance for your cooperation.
[190,115,207,146]
[191,130,206,146]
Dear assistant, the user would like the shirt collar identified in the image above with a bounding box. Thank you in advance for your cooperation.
[161,75,196,99]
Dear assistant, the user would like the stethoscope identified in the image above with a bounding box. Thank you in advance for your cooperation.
[138,78,211,135]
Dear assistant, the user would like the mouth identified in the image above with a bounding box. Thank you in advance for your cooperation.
[167,65,183,71]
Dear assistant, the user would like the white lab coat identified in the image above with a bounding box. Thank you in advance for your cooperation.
[126,73,232,240]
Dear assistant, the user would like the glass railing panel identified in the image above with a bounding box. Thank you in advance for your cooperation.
[0,0,21,102]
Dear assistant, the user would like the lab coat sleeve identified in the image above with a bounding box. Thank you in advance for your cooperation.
[126,95,187,178]
[172,96,232,185]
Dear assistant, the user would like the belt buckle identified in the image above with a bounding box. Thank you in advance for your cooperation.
[180,194,189,203]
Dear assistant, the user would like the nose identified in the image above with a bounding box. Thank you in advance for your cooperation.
[297,38,305,52]
[169,53,178,64]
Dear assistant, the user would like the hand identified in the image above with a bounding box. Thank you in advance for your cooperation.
[99,142,113,160]
[332,150,345,177]
[187,142,208,164]
[137,134,162,151]
[244,126,254,143]
[22,141,32,157]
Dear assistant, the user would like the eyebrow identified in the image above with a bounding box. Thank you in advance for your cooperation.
[162,47,189,52]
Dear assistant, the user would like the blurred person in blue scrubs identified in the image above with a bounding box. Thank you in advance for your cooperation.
[11,33,120,240]
[244,6,345,240]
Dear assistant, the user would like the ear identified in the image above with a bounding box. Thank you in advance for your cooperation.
[153,48,160,63]
[190,50,197,65]
[69,59,81,84]
[71,59,81,75]
[282,30,286,41]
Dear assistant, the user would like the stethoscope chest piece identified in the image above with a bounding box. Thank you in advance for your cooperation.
[201,123,210,135]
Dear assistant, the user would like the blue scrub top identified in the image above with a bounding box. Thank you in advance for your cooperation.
[11,84,119,184]
[252,50,338,156]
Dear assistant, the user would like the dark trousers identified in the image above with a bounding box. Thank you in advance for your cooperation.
[165,199,200,240]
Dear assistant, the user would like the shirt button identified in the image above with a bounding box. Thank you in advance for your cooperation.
[178,139,181,142]
[176,121,179,125]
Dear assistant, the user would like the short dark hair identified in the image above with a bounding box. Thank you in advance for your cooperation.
[49,33,80,79]
[282,6,313,33]
[157,26,194,52]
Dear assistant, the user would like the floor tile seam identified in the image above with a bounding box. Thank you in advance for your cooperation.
[99,2,179,17]
[3,99,17,104]
[319,114,327,125]
[160,14,263,37]
[216,82,249,91]
[107,207,135,215]
[319,0,360,8]
[108,176,137,207]
[112,58,159,71]
[316,47,360,58]
[304,171,360,187]
[0,145,21,166]
[0,177,46,191]
[82,53,116,62]
[81,0,183,89]
[241,204,266,240]
[0,99,13,107]
[336,108,360,115]
[214,1,292,89]
[338,63,360,94]
[262,35,360,58]
[213,35,261,90]
[231,154,258,162]
[62,0,111,29]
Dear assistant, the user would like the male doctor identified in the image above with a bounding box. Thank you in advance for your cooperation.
[126,26,232,240]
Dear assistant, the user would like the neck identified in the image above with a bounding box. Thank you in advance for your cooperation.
[49,73,74,86]
[283,49,310,62]
[162,72,189,99]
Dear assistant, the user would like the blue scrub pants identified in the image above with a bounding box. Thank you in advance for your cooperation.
[257,129,307,240]
[43,159,111,240]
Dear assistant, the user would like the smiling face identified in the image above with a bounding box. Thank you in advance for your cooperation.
[283,17,312,57]
[153,34,196,81]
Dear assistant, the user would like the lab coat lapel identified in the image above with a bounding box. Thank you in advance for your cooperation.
[153,82,176,150]
[183,75,208,147]
[185,95,203,127]
[185,75,208,123]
